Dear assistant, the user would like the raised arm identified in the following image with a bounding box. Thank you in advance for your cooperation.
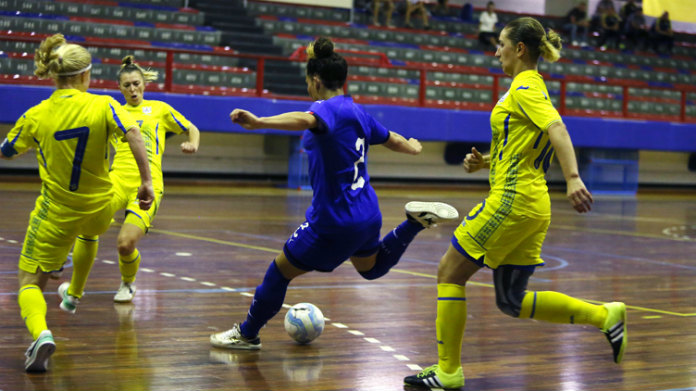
[180,123,200,154]
[547,121,593,213]
[382,130,422,155]
[230,109,317,131]
[124,126,154,210]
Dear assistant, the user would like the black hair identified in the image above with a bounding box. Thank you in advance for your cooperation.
[305,37,347,90]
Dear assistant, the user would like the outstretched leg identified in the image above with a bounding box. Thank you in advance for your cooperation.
[353,201,459,280]
[494,265,627,364]
[114,223,145,303]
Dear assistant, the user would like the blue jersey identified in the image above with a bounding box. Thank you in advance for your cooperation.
[304,95,390,233]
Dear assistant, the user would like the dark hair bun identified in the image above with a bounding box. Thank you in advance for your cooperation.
[122,55,134,66]
[313,37,334,59]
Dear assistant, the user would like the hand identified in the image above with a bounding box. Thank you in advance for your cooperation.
[463,147,485,173]
[407,138,422,155]
[230,109,260,130]
[180,141,197,154]
[566,176,593,213]
[137,182,155,211]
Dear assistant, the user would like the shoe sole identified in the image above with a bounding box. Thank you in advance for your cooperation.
[406,202,460,221]
[25,340,56,372]
[615,302,627,364]
[210,337,261,350]
[114,288,136,303]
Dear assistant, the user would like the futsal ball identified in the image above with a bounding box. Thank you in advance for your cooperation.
[284,303,325,344]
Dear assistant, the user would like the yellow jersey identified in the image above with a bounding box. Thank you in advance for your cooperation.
[2,89,137,211]
[488,70,562,217]
[110,99,190,189]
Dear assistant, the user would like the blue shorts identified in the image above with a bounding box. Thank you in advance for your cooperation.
[283,218,382,272]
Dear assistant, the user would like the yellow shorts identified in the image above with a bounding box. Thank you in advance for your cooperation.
[19,194,114,273]
[110,172,163,232]
[451,200,550,269]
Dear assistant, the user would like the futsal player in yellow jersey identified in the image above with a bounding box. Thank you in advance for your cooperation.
[72,56,200,303]
[405,18,627,389]
[0,34,154,372]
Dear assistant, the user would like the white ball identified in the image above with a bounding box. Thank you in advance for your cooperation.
[284,303,325,344]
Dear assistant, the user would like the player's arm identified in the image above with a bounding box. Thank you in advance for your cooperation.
[1,115,31,160]
[547,121,593,213]
[124,126,155,210]
[180,123,200,154]
[382,131,422,155]
[230,109,316,131]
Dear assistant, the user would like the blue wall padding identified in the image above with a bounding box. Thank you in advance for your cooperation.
[1,85,694,151]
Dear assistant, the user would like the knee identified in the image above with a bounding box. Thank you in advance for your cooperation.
[117,236,137,256]
[496,297,522,318]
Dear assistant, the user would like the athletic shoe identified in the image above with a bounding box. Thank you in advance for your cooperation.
[114,282,136,303]
[24,330,56,372]
[602,301,627,363]
[404,364,464,389]
[210,323,261,350]
[57,282,79,314]
[405,201,459,228]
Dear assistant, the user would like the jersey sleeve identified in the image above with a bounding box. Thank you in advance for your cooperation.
[307,100,334,134]
[512,84,562,131]
[106,97,138,140]
[161,103,191,135]
[1,112,34,158]
[365,113,390,145]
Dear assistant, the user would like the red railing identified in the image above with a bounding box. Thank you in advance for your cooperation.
[1,32,694,122]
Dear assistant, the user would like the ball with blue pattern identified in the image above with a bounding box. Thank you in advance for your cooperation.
[284,303,325,344]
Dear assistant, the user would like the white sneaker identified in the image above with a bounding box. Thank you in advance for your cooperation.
[57,282,79,314]
[405,201,459,228]
[114,282,136,303]
[210,324,261,350]
[25,330,55,372]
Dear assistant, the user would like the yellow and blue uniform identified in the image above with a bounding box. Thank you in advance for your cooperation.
[452,70,562,269]
[109,99,190,231]
[1,89,137,273]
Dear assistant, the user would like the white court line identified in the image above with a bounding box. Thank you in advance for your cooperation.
[406,364,422,371]
[393,354,409,361]
[281,304,292,309]
[221,287,236,292]
[180,277,196,282]
[380,346,395,352]
[332,323,348,329]
[364,337,380,344]
[160,272,175,277]
[102,260,115,265]
[348,330,365,336]
[200,281,216,287]
[6,239,17,244]
[240,292,254,297]
[140,268,154,273]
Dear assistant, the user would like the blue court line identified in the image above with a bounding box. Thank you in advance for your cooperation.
[544,245,696,272]
[653,388,695,391]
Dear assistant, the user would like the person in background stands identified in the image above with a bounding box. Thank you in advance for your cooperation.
[651,11,674,54]
[478,1,499,49]
[563,1,590,46]
[372,0,394,27]
[624,7,649,51]
[0,33,153,372]
[405,0,431,30]
[598,6,622,49]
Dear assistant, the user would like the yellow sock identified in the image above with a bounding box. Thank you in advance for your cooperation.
[436,283,468,374]
[70,235,99,298]
[519,291,607,328]
[119,248,140,284]
[18,285,47,340]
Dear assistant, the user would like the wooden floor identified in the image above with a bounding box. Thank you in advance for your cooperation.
[1,177,695,391]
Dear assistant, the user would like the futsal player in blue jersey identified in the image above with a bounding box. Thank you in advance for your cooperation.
[210,37,459,349]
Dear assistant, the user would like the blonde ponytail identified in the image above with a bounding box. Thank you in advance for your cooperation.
[34,33,91,79]
[119,55,158,82]
[540,29,562,63]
